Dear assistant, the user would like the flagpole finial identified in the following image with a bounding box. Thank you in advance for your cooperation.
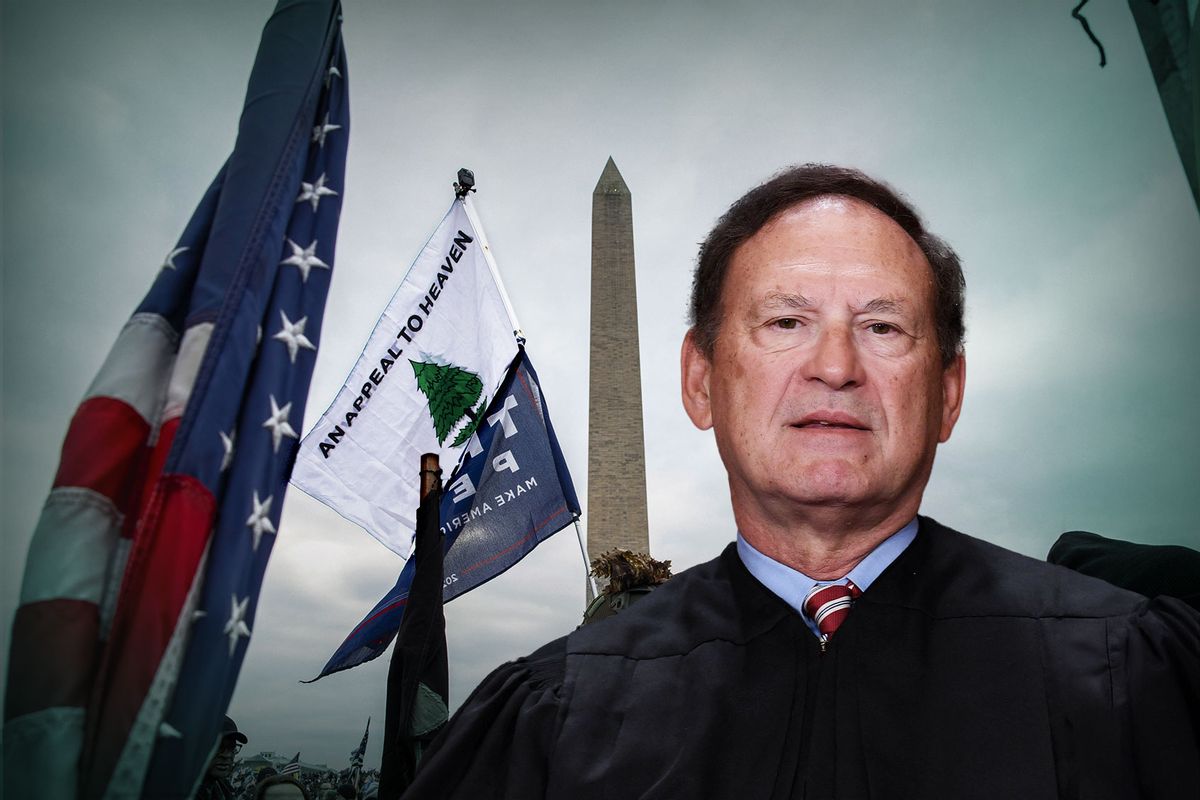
[453,168,476,198]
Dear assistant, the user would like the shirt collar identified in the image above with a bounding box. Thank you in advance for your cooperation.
[737,518,918,633]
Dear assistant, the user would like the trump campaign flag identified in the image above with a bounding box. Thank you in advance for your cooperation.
[290,196,522,557]
[3,1,348,798]
[312,348,580,678]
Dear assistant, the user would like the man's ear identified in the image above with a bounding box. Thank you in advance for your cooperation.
[938,352,966,443]
[681,329,714,431]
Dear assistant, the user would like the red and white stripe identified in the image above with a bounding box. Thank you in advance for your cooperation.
[4,312,212,799]
[802,581,861,640]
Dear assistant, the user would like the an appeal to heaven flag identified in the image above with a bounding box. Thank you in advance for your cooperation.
[291,196,520,557]
[310,348,580,679]
[3,2,347,798]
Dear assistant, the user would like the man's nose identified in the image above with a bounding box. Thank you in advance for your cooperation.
[802,325,862,389]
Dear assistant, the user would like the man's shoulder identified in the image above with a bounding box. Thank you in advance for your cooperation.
[564,543,794,661]
[912,516,1150,619]
[466,546,786,719]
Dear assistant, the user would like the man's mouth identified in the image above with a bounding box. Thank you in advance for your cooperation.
[792,412,869,430]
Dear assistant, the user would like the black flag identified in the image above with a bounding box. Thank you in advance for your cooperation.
[380,459,448,798]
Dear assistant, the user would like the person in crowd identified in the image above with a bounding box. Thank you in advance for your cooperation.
[196,715,247,800]
[255,774,311,800]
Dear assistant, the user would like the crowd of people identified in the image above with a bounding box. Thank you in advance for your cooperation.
[198,716,378,800]
[227,766,379,800]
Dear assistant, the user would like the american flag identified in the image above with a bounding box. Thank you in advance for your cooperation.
[2,1,347,798]
[349,716,370,793]
[281,752,303,776]
[350,716,370,772]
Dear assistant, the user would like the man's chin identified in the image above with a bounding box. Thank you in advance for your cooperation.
[773,466,869,506]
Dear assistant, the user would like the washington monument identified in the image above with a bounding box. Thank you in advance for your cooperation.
[586,157,651,593]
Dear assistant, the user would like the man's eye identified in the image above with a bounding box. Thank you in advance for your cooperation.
[868,322,895,335]
[774,318,799,330]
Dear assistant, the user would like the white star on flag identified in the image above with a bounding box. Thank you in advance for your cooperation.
[219,430,236,472]
[296,172,337,212]
[158,722,183,740]
[223,595,251,657]
[245,491,276,551]
[312,113,341,147]
[326,64,341,88]
[262,394,298,453]
[280,238,330,283]
[162,246,188,271]
[272,310,316,363]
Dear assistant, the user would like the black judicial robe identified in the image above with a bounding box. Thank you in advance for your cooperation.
[403,517,1200,799]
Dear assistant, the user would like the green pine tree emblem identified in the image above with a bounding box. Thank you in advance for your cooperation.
[410,359,488,447]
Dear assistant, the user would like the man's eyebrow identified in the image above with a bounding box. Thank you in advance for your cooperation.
[761,292,813,309]
[859,296,908,315]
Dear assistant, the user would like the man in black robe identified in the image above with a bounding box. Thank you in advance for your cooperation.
[402,165,1200,798]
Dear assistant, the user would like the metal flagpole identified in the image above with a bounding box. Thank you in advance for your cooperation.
[459,179,525,344]
[574,520,599,598]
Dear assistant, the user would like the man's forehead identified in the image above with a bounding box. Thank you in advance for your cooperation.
[760,291,914,314]
[755,195,922,252]
[732,198,933,293]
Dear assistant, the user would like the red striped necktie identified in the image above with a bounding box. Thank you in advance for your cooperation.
[803,580,861,641]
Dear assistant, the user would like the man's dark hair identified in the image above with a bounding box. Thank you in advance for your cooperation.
[689,164,965,367]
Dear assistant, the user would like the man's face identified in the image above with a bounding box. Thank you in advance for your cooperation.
[207,736,238,780]
[682,196,964,527]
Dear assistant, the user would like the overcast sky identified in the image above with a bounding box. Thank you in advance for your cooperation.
[4,0,1199,772]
